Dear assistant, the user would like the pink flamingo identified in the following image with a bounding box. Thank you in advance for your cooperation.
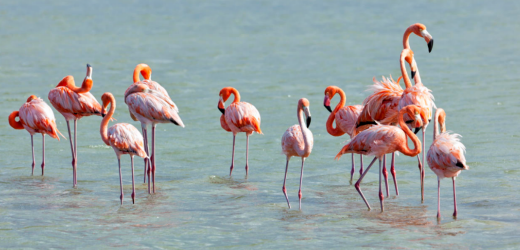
[403,23,434,53]
[125,82,184,194]
[427,108,469,219]
[323,86,364,182]
[100,92,149,205]
[48,64,104,187]
[281,98,313,210]
[9,95,64,175]
[218,87,262,176]
[124,64,174,183]
[335,105,426,211]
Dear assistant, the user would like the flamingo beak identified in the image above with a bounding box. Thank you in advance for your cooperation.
[420,30,434,53]
[324,95,332,113]
[218,97,225,115]
[303,106,311,128]
[411,71,416,79]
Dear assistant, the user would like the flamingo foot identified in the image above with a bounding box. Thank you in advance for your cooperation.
[229,164,234,176]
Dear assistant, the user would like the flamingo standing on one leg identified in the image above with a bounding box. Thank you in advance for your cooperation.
[323,86,363,183]
[100,92,149,205]
[48,64,104,187]
[125,83,184,194]
[9,95,64,175]
[335,105,426,212]
[427,108,469,219]
[125,63,173,184]
[281,98,313,210]
[218,87,262,176]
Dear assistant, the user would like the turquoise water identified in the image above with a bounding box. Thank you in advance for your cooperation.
[1,0,520,248]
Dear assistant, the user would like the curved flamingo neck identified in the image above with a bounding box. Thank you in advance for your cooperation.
[326,88,346,136]
[9,111,24,130]
[230,88,240,103]
[397,108,422,157]
[403,26,415,50]
[400,51,413,89]
[433,108,446,140]
[57,75,93,94]
[297,106,311,155]
[133,64,152,83]
[100,94,116,146]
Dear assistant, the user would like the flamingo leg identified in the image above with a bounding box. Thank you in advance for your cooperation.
[31,135,35,176]
[417,154,423,202]
[73,119,78,187]
[452,177,458,218]
[298,158,305,210]
[151,124,156,194]
[350,153,355,183]
[142,126,149,183]
[282,157,291,209]
[41,134,45,176]
[118,157,123,205]
[382,154,389,198]
[391,152,399,195]
[131,156,135,204]
[66,121,76,186]
[354,157,377,210]
[421,126,427,202]
[437,177,441,219]
[245,134,250,176]
[230,135,236,176]
[359,155,363,176]
[147,158,151,194]
[379,158,384,212]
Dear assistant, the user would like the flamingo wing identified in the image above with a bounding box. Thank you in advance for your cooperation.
[19,98,63,139]
[126,92,184,127]
[108,123,147,158]
[281,125,305,157]
[398,83,435,120]
[336,105,363,137]
[427,132,468,178]
[225,102,262,134]
[336,125,404,159]
[48,87,103,119]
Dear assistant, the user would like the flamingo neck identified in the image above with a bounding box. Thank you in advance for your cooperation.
[433,108,446,141]
[9,111,24,130]
[100,95,116,146]
[57,75,93,94]
[133,64,152,83]
[400,51,413,89]
[326,88,346,136]
[297,107,312,156]
[403,25,416,49]
[397,109,422,157]
[230,88,240,103]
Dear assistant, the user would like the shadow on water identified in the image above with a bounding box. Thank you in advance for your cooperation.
[207,175,258,191]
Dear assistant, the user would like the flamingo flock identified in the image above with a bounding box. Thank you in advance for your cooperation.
[7,23,468,220]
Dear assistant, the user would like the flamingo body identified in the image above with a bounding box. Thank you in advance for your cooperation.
[18,97,62,139]
[224,102,262,135]
[427,132,467,178]
[281,124,313,158]
[48,86,103,121]
[335,105,363,137]
[107,123,147,158]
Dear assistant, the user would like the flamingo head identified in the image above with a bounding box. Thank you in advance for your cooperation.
[218,87,239,114]
[402,105,428,134]
[299,98,311,128]
[323,86,339,113]
[26,95,37,102]
[411,23,434,53]
[402,49,418,79]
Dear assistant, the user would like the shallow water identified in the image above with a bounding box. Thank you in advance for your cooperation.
[1,0,520,248]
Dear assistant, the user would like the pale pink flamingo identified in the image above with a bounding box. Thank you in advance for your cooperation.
[335,105,426,211]
[100,92,149,205]
[218,87,262,176]
[427,108,469,219]
[281,98,313,210]
[125,82,184,194]
[9,95,64,175]
[48,64,104,187]
[323,86,364,182]
[124,63,174,184]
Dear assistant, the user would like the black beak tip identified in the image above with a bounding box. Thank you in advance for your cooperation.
[218,107,225,115]
[428,39,434,53]
[87,63,91,68]
[101,113,106,118]
[411,71,416,79]
[324,105,332,113]
[306,117,311,128]
[414,127,421,134]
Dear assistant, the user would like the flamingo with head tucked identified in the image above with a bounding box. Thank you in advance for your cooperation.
[336,105,426,212]
[427,108,469,219]
[100,92,149,205]
[281,98,313,210]
[323,86,363,183]
[9,95,64,175]
[218,87,262,176]
[48,64,104,187]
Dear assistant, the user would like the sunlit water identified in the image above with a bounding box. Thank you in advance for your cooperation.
[1,0,519,248]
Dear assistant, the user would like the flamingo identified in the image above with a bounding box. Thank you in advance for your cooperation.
[48,64,104,187]
[281,98,313,210]
[9,95,64,175]
[124,63,173,184]
[403,23,434,53]
[100,92,149,205]
[323,86,364,183]
[125,81,184,194]
[427,108,469,219]
[335,105,426,212]
[218,87,262,176]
